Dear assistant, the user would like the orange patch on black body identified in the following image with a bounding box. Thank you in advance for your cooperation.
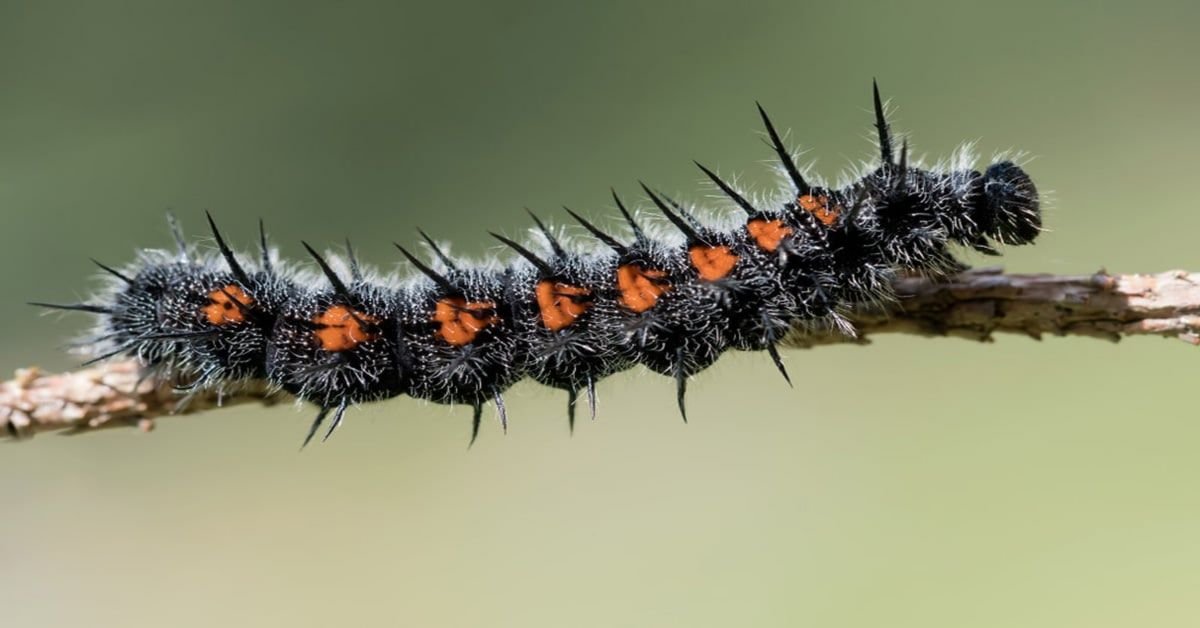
[313,305,380,352]
[798,194,839,226]
[433,297,498,346]
[203,284,254,325]
[616,264,670,313]
[688,245,739,281]
[535,280,592,331]
[746,219,792,252]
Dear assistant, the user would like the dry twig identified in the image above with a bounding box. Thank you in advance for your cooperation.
[4,269,1198,440]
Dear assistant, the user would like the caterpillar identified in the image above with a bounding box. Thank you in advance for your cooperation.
[32,82,1042,446]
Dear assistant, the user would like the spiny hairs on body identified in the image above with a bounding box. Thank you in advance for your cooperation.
[33,81,1042,447]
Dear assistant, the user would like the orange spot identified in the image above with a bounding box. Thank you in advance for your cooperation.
[798,194,839,226]
[312,305,380,352]
[432,297,498,346]
[203,284,254,325]
[616,264,670,313]
[688,245,739,281]
[746,219,792,252]
[535,280,593,331]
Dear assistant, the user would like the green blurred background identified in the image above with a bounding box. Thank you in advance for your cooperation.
[3,1,1200,626]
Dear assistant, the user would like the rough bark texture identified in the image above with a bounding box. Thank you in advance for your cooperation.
[784,268,1200,347]
[4,269,1198,440]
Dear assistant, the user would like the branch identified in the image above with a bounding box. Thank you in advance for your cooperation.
[5,269,1198,440]
[785,268,1200,347]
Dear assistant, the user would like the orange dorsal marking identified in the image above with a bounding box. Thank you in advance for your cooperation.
[433,297,498,346]
[746,219,792,252]
[616,264,670,313]
[688,245,739,281]
[798,194,839,226]
[535,280,592,331]
[203,284,255,325]
[313,305,380,352]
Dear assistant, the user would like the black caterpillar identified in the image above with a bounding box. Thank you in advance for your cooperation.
[33,82,1042,446]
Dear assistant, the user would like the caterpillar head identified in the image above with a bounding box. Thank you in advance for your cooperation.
[975,160,1041,245]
